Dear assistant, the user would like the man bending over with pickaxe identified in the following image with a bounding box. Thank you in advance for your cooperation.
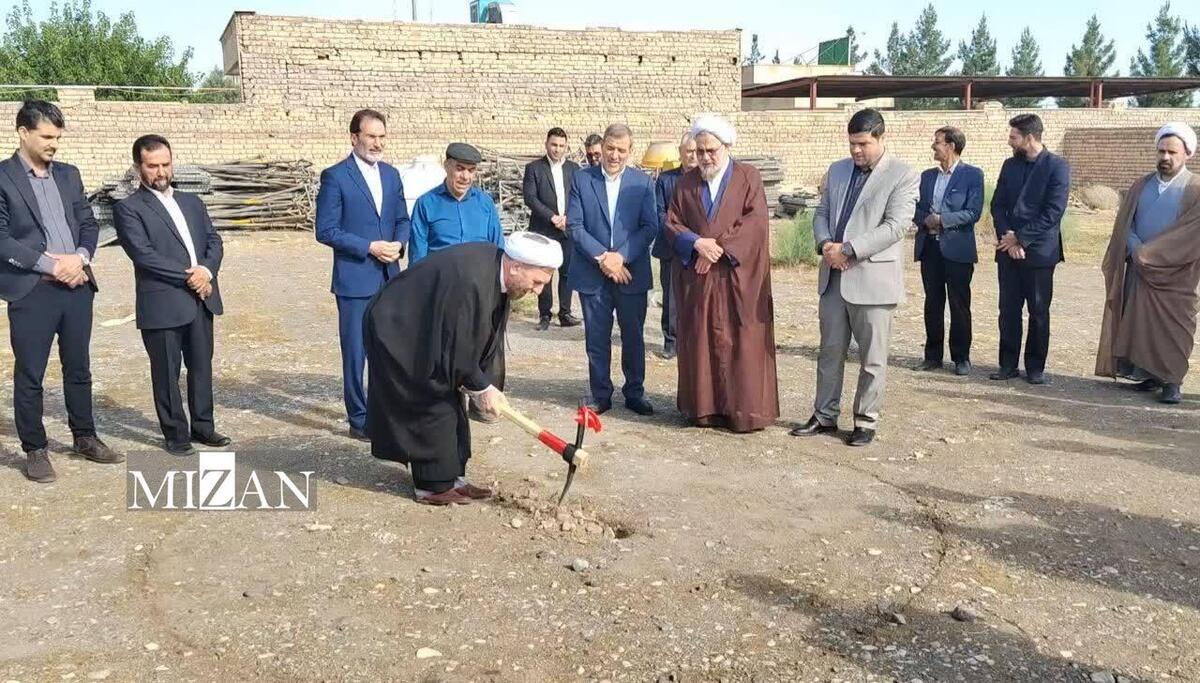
[364,233,560,505]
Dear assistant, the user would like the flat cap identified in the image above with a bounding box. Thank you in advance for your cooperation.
[445,142,482,164]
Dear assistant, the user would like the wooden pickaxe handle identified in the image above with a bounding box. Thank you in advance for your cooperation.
[496,401,590,468]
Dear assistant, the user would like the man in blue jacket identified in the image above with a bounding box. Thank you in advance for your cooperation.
[914,126,984,376]
[652,131,697,359]
[989,113,1070,385]
[567,124,658,415]
[315,109,410,440]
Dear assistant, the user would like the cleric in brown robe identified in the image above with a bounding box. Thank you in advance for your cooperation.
[664,114,780,432]
[1096,122,1200,405]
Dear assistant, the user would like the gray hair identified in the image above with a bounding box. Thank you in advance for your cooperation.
[678,131,695,145]
[603,123,633,141]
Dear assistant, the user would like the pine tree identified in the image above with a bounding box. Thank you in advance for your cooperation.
[1130,2,1191,107]
[903,4,955,109]
[958,14,999,76]
[1185,25,1200,77]
[742,33,763,66]
[1059,15,1118,107]
[866,23,904,75]
[1004,27,1045,108]
[846,26,868,69]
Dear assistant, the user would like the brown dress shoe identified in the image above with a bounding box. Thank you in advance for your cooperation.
[455,482,494,500]
[25,448,57,483]
[73,436,124,464]
[415,489,473,506]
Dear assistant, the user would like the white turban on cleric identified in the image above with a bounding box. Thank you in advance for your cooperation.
[691,113,737,146]
[504,231,563,269]
[1156,122,1197,158]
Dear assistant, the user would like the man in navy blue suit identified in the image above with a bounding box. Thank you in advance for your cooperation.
[652,131,697,360]
[989,113,1070,385]
[566,123,658,415]
[315,109,410,440]
[913,126,984,376]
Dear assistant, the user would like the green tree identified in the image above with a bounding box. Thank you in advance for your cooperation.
[1186,24,1200,77]
[958,14,1000,76]
[866,22,904,75]
[1004,27,1045,108]
[846,26,868,68]
[1130,2,1191,107]
[743,33,763,66]
[188,67,239,104]
[0,0,196,101]
[771,49,781,65]
[1059,15,1118,107]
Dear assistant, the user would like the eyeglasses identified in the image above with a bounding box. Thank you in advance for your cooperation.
[695,147,722,158]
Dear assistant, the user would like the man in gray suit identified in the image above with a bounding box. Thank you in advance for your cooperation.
[791,109,919,446]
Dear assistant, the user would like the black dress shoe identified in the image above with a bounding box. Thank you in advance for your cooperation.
[1133,378,1163,392]
[558,313,582,328]
[789,415,837,437]
[348,426,370,442]
[191,430,232,448]
[846,427,876,447]
[918,359,943,371]
[954,360,971,376]
[536,317,551,331]
[165,441,197,456]
[657,344,677,360]
[587,401,612,415]
[625,397,654,416]
[1159,383,1182,404]
[1025,371,1050,385]
[988,367,1019,380]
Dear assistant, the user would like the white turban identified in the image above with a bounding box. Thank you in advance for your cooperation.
[504,231,563,269]
[1156,122,1197,158]
[691,113,736,146]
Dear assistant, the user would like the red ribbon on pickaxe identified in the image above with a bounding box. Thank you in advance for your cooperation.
[496,401,602,504]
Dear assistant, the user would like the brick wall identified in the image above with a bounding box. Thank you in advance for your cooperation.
[2,13,1197,195]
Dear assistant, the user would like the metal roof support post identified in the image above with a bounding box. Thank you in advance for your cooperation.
[964,81,973,110]
[809,80,817,110]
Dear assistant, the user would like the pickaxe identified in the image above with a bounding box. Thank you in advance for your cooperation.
[496,401,602,504]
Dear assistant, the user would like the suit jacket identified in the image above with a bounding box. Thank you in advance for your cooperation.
[990,150,1070,268]
[652,168,682,260]
[565,165,658,295]
[315,155,410,298]
[0,154,98,302]
[914,162,984,264]
[113,187,224,330]
[813,153,920,306]
[522,156,579,241]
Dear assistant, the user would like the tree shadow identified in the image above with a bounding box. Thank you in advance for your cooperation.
[730,572,1145,682]
[775,341,930,372]
[214,370,349,435]
[873,483,1200,614]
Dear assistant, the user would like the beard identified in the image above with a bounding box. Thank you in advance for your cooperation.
[1157,160,1177,175]
[699,163,720,181]
[145,176,172,191]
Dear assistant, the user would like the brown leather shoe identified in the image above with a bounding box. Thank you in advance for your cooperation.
[415,489,473,506]
[73,436,124,464]
[25,448,56,483]
[455,481,495,500]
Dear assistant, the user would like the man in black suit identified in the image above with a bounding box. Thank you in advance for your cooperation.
[522,127,581,330]
[113,135,229,455]
[0,100,122,483]
[989,114,1070,385]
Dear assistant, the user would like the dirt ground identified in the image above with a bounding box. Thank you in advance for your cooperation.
[1,210,1198,683]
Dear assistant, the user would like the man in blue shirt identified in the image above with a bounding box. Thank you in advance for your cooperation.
[408,143,504,264]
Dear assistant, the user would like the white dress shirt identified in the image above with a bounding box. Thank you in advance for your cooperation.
[149,186,210,278]
[603,167,624,248]
[706,156,732,204]
[549,158,566,216]
[354,153,384,216]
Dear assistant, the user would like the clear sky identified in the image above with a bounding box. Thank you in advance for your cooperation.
[17,0,1197,78]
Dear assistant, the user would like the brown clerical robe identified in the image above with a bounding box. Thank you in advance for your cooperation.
[665,161,779,432]
[1096,172,1200,385]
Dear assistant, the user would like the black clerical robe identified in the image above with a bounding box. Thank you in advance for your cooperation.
[365,242,509,488]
